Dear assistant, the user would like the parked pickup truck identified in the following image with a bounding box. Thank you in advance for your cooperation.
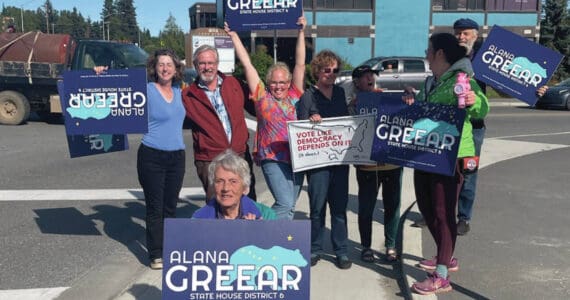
[0,31,148,125]
[336,56,432,92]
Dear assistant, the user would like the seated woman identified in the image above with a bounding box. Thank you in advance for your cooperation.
[193,149,276,220]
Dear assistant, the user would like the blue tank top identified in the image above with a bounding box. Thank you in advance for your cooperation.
[141,82,185,151]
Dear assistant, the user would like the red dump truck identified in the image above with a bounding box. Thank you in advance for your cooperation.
[0,31,149,125]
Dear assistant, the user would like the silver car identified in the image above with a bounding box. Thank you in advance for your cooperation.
[337,56,432,91]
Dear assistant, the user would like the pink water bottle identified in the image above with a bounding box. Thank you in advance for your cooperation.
[454,72,471,108]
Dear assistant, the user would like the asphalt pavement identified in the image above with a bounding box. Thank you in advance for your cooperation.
[53,98,567,300]
[103,142,565,300]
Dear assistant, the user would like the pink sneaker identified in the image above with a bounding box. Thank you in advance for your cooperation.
[419,256,459,272]
[412,272,452,295]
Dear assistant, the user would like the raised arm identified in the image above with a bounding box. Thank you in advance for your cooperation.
[292,15,307,92]
[224,22,260,93]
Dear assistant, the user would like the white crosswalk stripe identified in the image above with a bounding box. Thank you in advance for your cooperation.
[0,187,205,202]
[0,287,69,300]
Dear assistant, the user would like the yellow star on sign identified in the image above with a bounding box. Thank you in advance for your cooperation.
[287,235,293,241]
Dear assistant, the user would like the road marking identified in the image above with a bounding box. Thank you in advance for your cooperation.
[489,131,570,140]
[480,139,569,169]
[0,287,68,299]
[0,119,248,298]
[0,187,205,202]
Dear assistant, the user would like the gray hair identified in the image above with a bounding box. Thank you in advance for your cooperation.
[208,149,251,190]
[193,44,219,68]
[265,62,292,84]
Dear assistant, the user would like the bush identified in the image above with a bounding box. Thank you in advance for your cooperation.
[234,44,274,83]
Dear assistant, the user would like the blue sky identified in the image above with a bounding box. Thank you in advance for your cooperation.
[14,0,215,36]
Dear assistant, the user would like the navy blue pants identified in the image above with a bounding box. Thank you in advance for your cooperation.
[306,165,349,257]
[137,144,185,260]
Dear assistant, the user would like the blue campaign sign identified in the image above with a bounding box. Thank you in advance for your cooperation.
[60,68,148,135]
[225,0,303,31]
[472,25,563,106]
[57,80,130,158]
[357,92,466,176]
[66,134,129,158]
[162,219,310,300]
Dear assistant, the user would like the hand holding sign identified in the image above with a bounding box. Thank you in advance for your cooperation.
[472,25,563,105]
[225,0,303,31]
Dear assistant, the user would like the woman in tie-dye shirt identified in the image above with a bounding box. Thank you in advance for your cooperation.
[225,16,306,219]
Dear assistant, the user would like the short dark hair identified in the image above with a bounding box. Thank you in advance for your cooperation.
[430,33,467,65]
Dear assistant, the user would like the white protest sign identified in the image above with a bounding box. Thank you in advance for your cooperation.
[287,115,376,172]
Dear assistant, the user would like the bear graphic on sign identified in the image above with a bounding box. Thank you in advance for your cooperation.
[226,245,307,290]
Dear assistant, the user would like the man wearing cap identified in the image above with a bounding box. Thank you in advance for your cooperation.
[347,65,404,263]
[452,18,486,235]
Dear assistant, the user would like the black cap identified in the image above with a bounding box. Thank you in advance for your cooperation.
[352,65,379,79]
[453,18,479,30]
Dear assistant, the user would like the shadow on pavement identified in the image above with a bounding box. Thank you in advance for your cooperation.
[450,282,491,300]
[122,283,162,299]
[33,198,201,265]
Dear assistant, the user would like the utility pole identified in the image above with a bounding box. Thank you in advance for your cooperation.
[21,6,24,32]
[44,3,49,34]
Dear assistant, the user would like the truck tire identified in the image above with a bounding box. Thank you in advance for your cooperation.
[0,91,31,125]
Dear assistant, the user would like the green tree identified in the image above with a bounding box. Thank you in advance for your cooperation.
[234,44,274,83]
[540,0,570,81]
[56,8,87,40]
[101,0,116,40]
[157,14,185,59]
[115,0,138,42]
[141,29,161,55]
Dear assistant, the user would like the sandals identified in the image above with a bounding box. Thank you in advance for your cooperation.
[360,248,375,262]
[386,247,398,262]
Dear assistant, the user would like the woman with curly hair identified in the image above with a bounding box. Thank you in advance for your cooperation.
[297,49,352,270]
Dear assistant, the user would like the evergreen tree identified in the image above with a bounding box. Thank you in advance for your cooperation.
[115,0,139,42]
[234,44,274,83]
[540,0,570,81]
[158,14,185,59]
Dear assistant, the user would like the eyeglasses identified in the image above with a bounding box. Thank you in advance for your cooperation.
[197,61,217,67]
[269,81,289,86]
[322,67,340,74]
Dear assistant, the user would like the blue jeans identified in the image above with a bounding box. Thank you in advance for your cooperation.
[356,167,403,249]
[261,160,304,220]
[306,165,349,257]
[458,126,485,221]
[137,144,185,260]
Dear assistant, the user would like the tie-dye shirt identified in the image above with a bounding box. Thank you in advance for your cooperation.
[251,81,302,164]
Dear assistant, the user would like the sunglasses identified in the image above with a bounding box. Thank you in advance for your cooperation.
[322,67,340,74]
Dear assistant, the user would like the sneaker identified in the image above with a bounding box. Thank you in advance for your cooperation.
[457,220,471,235]
[336,255,352,269]
[150,258,163,270]
[310,253,321,266]
[419,256,459,272]
[361,248,375,263]
[411,272,452,295]
[411,217,427,228]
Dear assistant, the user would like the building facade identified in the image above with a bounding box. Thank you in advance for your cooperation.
[189,1,541,67]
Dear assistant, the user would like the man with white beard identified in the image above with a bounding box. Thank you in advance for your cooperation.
[182,45,257,201]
